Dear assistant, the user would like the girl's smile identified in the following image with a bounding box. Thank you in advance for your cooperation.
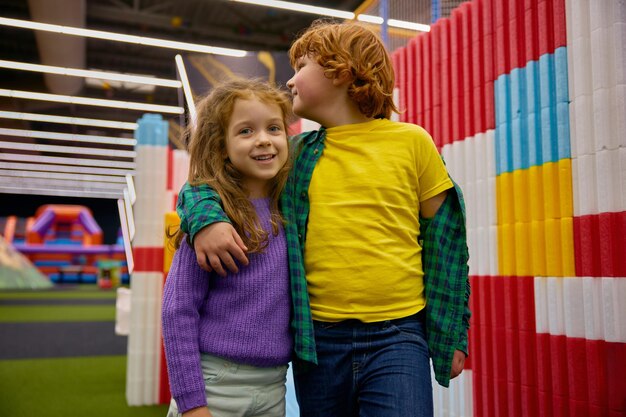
[226,96,288,198]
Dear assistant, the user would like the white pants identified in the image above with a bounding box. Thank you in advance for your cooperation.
[167,353,288,417]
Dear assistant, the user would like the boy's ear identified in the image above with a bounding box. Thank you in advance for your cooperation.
[332,70,352,87]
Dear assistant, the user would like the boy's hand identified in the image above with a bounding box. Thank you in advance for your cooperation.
[449,349,466,379]
[193,222,249,276]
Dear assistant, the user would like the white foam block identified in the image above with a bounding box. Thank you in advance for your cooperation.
[589,0,609,32]
[592,88,612,151]
[620,147,626,211]
[591,28,611,90]
[615,277,626,343]
[595,149,620,213]
[486,129,496,179]
[614,85,626,149]
[475,132,487,181]
[568,0,591,40]
[464,135,476,184]
[571,36,593,98]
[572,158,581,217]
[583,276,606,340]
[487,176,497,226]
[573,153,597,216]
[547,277,565,336]
[611,22,626,85]
[572,94,594,157]
[563,277,586,338]
[602,277,618,342]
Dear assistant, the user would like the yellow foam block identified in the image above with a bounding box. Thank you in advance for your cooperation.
[496,173,515,225]
[528,165,545,222]
[497,225,505,275]
[513,169,531,223]
[544,218,563,276]
[499,223,517,275]
[163,211,180,274]
[530,220,547,277]
[542,162,560,220]
[557,158,574,218]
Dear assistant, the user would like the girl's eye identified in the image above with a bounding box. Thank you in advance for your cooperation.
[239,128,252,135]
[268,125,282,132]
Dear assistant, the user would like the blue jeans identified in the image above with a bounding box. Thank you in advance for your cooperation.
[294,312,433,417]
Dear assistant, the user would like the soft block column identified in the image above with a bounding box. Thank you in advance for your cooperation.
[126,114,169,406]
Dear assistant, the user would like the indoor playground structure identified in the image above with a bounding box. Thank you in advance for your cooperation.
[3,205,129,285]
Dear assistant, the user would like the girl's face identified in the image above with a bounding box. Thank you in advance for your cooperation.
[225,96,288,198]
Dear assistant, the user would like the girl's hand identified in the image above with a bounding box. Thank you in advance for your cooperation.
[182,406,213,417]
[449,349,466,379]
[194,222,249,276]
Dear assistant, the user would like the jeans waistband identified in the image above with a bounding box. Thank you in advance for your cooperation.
[313,309,425,329]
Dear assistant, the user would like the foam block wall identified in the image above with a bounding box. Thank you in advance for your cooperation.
[391,0,626,415]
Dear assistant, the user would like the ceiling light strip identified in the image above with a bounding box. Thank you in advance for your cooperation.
[230,0,353,19]
[0,161,134,177]
[0,17,248,57]
[356,15,384,24]
[0,185,123,199]
[0,127,135,146]
[387,19,430,32]
[0,111,137,130]
[0,141,136,158]
[228,0,429,32]
[0,153,136,169]
[0,88,184,114]
[0,60,182,88]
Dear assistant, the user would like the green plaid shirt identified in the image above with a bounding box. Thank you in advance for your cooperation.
[177,128,470,387]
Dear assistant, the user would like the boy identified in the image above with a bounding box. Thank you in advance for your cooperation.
[177,20,470,417]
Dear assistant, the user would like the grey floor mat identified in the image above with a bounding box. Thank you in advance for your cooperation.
[0,321,127,359]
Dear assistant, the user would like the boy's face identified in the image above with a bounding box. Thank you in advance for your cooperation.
[287,55,338,123]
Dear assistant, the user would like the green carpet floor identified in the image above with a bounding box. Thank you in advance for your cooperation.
[0,285,169,417]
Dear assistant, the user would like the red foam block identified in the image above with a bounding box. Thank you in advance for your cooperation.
[550,334,569,397]
[133,246,165,272]
[566,337,589,401]
[521,384,539,417]
[606,341,626,413]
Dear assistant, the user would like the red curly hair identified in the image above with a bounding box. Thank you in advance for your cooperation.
[289,19,399,119]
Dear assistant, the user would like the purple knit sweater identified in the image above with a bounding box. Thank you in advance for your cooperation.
[162,198,292,413]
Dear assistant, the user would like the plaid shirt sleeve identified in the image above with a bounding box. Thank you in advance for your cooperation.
[420,180,471,388]
[176,182,230,242]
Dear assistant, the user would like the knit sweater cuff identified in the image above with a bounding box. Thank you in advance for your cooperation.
[175,390,207,414]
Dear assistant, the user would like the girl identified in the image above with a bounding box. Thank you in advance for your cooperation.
[162,79,293,417]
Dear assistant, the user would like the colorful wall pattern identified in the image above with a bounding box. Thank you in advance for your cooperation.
[391,0,625,416]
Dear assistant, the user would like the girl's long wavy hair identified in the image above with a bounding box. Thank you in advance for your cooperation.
[289,19,399,120]
[173,78,293,252]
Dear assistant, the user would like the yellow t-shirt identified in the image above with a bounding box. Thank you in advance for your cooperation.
[305,119,453,322]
